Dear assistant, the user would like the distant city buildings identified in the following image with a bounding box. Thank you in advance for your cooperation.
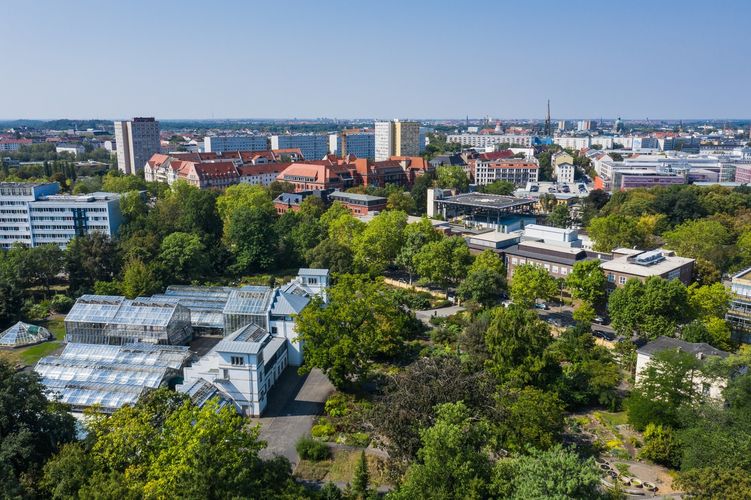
[473,158,540,187]
[0,138,32,152]
[55,144,85,156]
[329,129,376,159]
[204,135,268,153]
[446,133,533,148]
[114,117,160,175]
[375,120,421,161]
[270,134,329,161]
[0,182,122,249]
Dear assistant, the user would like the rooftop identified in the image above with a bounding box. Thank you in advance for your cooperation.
[601,250,694,277]
[436,192,535,210]
[638,336,729,359]
[223,286,275,316]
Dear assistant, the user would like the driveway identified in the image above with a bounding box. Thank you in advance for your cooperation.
[254,367,334,465]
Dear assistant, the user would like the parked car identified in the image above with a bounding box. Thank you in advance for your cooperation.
[534,302,549,310]
[594,316,605,324]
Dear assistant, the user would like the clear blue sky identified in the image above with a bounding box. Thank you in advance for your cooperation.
[3,0,750,120]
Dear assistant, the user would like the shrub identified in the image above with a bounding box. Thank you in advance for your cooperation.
[639,423,681,468]
[49,294,74,314]
[346,432,371,447]
[296,436,330,461]
[24,300,50,322]
[311,419,336,440]
[324,393,352,418]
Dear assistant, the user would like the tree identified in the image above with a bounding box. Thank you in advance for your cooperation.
[0,360,76,497]
[546,204,571,228]
[413,236,471,296]
[509,264,558,308]
[268,180,296,201]
[435,165,469,192]
[502,445,601,499]
[158,232,208,283]
[587,214,652,252]
[66,233,120,295]
[387,190,416,213]
[101,172,147,193]
[484,305,558,387]
[390,402,492,500]
[608,276,690,339]
[492,386,564,452]
[306,238,354,274]
[353,210,407,275]
[567,260,606,307]
[40,442,94,499]
[625,349,703,430]
[480,180,515,195]
[639,423,681,468]
[395,217,442,284]
[224,206,278,273]
[296,275,416,388]
[371,356,491,464]
[351,451,370,499]
[327,212,366,249]
[687,282,730,320]
[410,173,434,214]
[122,258,159,299]
[676,467,751,500]
[457,250,506,306]
[663,219,733,271]
[215,183,273,224]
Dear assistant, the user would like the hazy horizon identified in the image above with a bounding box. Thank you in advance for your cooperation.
[3,0,750,120]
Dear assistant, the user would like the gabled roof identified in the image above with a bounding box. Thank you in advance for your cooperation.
[638,336,729,359]
[270,290,310,316]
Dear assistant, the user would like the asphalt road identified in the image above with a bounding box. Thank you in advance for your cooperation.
[254,367,334,466]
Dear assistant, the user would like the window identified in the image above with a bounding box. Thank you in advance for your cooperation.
[619,276,627,285]
[222,368,230,380]
[231,356,244,366]
[607,273,615,283]
[552,266,559,274]
[561,267,568,276]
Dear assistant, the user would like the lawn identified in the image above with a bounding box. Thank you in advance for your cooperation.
[17,318,66,366]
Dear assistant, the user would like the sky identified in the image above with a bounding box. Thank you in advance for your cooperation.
[2,0,750,120]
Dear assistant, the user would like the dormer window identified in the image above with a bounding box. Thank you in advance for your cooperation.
[231,356,244,366]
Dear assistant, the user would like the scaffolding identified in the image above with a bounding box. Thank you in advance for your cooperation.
[65,295,192,345]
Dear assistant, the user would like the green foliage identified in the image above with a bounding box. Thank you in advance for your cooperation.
[639,423,681,468]
[457,250,507,306]
[414,236,471,295]
[351,451,370,498]
[158,231,208,283]
[312,420,337,440]
[296,436,331,461]
[65,233,120,296]
[509,264,558,308]
[567,259,606,307]
[492,386,565,452]
[587,214,658,252]
[354,210,408,275]
[122,258,159,299]
[296,275,417,388]
[0,359,76,497]
[387,190,416,213]
[215,183,273,224]
[480,180,515,195]
[676,467,751,500]
[663,218,733,271]
[225,206,278,273]
[389,402,492,500]
[501,445,602,500]
[484,305,559,387]
[101,172,147,193]
[435,165,469,191]
[395,216,442,283]
[608,276,690,339]
[625,349,702,430]
[49,294,74,313]
[547,204,572,228]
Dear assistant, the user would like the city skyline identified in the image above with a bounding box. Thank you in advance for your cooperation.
[2,0,750,120]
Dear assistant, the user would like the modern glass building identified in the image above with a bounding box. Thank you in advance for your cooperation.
[0,321,52,347]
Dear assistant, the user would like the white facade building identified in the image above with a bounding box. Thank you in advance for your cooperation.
[0,182,122,249]
[204,135,268,153]
[555,162,575,184]
[114,117,160,175]
[55,144,85,156]
[446,133,533,148]
[330,130,376,159]
[474,159,539,186]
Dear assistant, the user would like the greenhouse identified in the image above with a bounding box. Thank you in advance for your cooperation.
[155,285,234,335]
[35,342,191,414]
[65,295,192,345]
[0,321,53,347]
[222,286,275,335]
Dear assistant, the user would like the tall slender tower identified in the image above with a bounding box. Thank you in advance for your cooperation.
[544,100,551,137]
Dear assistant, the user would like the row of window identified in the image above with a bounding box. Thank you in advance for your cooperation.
[510,257,570,276]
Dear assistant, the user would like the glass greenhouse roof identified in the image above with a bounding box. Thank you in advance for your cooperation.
[223,286,274,316]
[35,342,191,413]
[66,295,183,328]
[0,321,52,347]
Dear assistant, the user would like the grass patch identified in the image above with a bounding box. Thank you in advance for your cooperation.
[295,458,333,481]
[17,318,66,366]
[614,463,632,476]
[326,450,389,487]
[595,411,628,428]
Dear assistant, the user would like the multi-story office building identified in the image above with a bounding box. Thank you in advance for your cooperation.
[554,162,575,184]
[0,182,122,249]
[375,120,420,161]
[600,248,694,288]
[270,134,329,161]
[204,135,268,153]
[329,129,376,159]
[114,117,160,175]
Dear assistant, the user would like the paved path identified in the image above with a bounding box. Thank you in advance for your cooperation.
[254,367,334,466]
[415,305,466,324]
